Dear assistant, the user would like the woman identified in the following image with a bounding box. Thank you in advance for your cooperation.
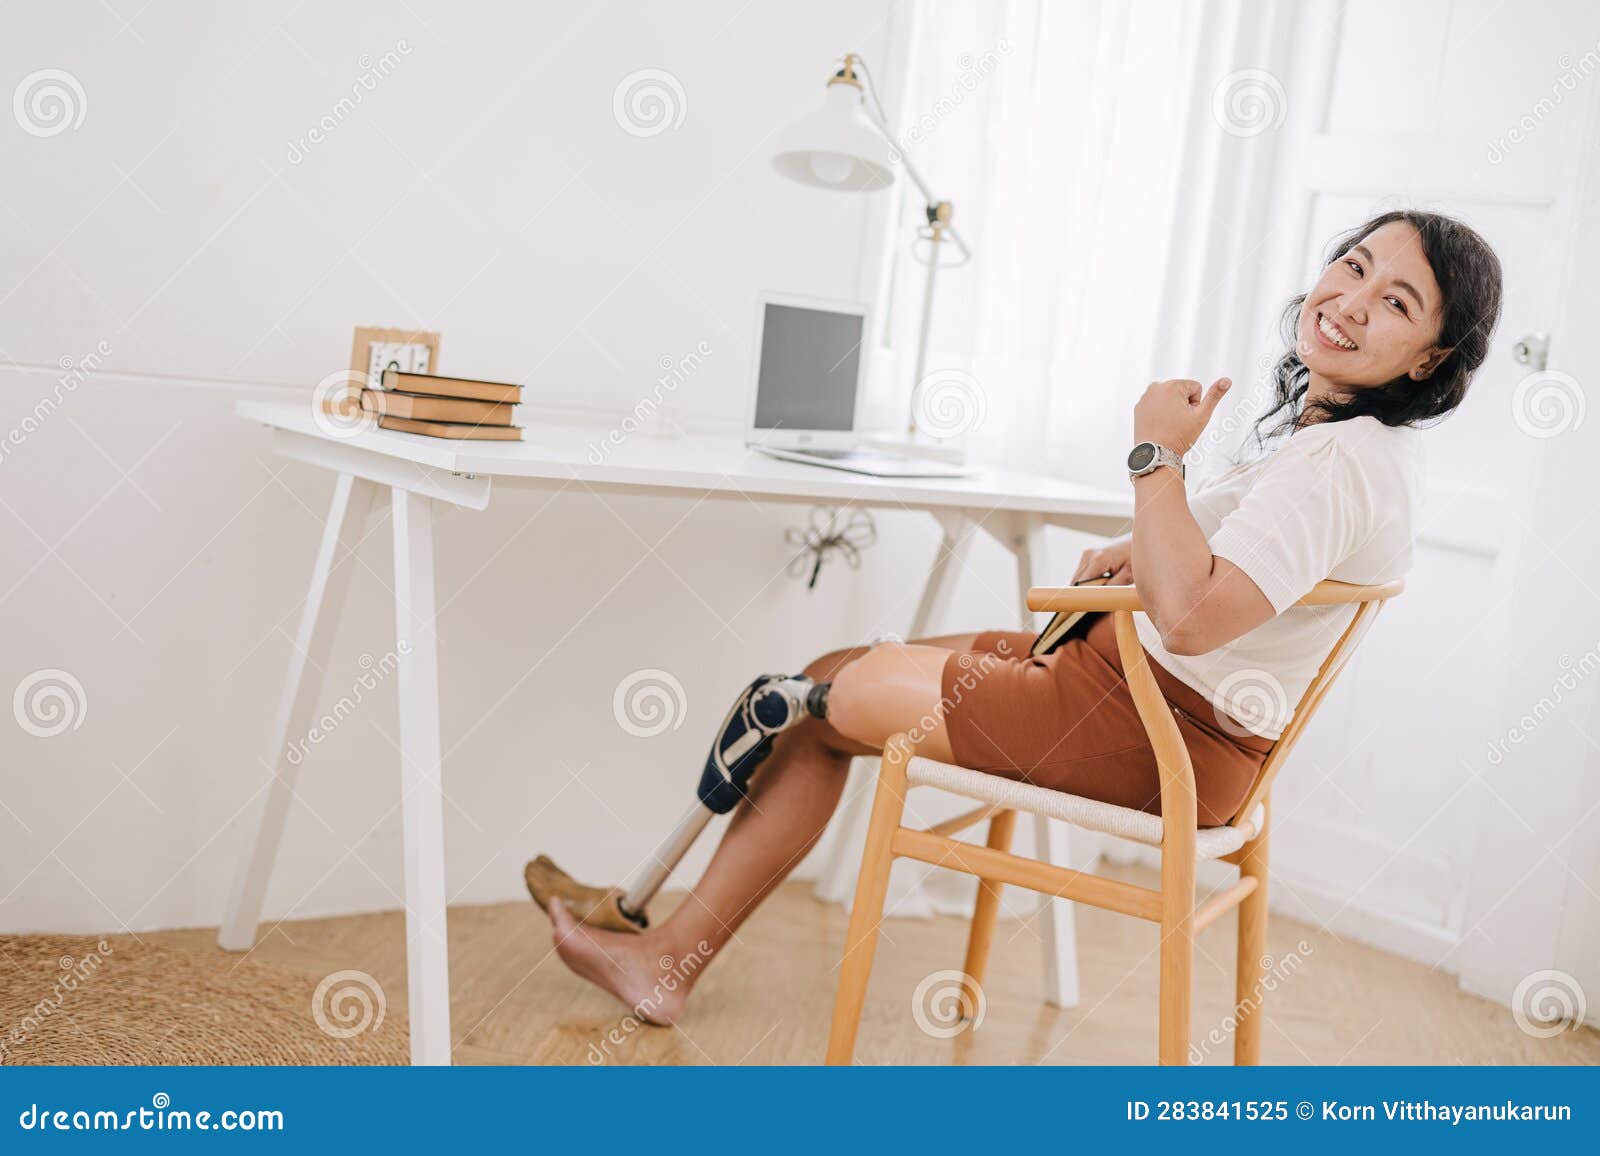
[544,209,1503,1025]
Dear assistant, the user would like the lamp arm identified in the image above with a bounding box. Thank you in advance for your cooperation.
[854,56,972,260]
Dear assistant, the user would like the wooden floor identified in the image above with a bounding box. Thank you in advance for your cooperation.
[152,864,1599,1065]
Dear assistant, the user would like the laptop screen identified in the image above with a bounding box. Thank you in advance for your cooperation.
[753,302,863,432]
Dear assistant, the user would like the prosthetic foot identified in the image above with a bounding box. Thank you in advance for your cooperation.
[523,855,641,934]
[525,672,830,932]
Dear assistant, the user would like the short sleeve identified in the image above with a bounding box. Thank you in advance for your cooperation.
[1206,433,1369,614]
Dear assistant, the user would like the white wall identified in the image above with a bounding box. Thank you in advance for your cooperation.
[1190,0,1600,1004]
[0,1,1039,934]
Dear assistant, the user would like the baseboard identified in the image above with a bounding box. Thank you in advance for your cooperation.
[1196,857,1462,971]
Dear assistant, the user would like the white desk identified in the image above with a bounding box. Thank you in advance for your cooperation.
[220,399,1133,1064]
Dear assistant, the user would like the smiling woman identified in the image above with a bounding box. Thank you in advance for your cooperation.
[1257,211,1505,441]
[534,210,1506,1031]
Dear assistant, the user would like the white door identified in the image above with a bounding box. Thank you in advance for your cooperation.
[1241,0,1600,1015]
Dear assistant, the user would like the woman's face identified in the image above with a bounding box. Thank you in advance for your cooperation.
[1296,221,1449,391]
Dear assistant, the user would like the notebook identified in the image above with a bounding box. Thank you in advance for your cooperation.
[1029,574,1114,657]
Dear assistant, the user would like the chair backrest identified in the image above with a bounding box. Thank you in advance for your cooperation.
[1226,582,1402,825]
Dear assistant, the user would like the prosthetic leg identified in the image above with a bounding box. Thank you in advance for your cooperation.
[525,673,830,933]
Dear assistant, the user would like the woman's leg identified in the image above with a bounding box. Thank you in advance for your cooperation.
[548,635,974,1024]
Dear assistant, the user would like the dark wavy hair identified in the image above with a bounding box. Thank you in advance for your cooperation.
[1251,209,1503,447]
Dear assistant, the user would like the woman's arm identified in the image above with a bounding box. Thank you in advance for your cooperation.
[1129,378,1275,655]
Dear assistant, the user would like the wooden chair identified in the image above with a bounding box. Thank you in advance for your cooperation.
[824,577,1403,1065]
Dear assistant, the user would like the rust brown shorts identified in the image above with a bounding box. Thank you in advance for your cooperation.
[939,613,1272,827]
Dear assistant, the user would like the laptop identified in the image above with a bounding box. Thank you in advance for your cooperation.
[745,293,973,478]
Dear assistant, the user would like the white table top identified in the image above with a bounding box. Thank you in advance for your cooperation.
[238,399,1132,521]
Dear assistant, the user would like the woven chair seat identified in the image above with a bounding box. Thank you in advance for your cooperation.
[905,756,1264,861]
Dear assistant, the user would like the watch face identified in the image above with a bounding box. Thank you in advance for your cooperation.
[1127,443,1157,472]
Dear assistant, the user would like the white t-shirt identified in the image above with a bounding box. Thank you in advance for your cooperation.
[1134,416,1424,740]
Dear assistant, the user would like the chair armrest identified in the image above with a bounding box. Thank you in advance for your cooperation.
[1026,585,1143,613]
[1026,577,1404,614]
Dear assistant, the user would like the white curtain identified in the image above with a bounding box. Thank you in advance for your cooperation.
[869,0,1247,487]
[815,0,1293,920]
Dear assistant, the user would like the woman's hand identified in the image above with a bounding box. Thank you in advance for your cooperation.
[1074,536,1132,585]
[1133,377,1232,455]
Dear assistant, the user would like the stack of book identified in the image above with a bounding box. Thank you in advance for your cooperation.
[362,370,525,441]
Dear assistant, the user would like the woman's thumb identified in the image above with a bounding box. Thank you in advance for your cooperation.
[1199,376,1232,416]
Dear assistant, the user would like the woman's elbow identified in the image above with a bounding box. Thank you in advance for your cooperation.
[1158,625,1214,657]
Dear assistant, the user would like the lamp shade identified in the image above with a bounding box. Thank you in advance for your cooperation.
[772,81,895,191]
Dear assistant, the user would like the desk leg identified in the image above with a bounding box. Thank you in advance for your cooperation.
[1013,513,1082,1009]
[219,473,377,951]
[812,510,974,906]
[391,487,453,1066]
[907,510,974,637]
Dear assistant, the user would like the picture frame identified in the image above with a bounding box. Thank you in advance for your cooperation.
[324,326,443,413]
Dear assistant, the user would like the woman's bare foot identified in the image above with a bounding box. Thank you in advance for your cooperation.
[548,898,698,1025]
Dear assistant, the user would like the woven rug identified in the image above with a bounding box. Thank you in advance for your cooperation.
[0,934,409,1065]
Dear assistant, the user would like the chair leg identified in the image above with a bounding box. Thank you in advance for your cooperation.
[1157,836,1196,1066]
[825,736,912,1065]
[959,809,1016,1012]
[1234,797,1271,1066]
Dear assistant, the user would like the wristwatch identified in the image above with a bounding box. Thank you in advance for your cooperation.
[1127,441,1185,480]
